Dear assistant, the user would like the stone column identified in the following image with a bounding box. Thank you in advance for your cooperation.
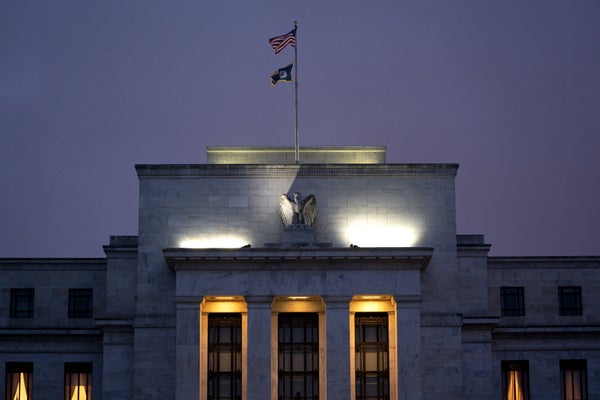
[100,322,134,400]
[246,296,273,400]
[175,299,200,400]
[396,297,422,400]
[461,318,497,400]
[325,296,352,400]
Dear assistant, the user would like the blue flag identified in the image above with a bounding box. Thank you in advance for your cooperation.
[270,63,293,86]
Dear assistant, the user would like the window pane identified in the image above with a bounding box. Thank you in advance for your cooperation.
[561,360,588,400]
[69,289,93,318]
[278,313,319,400]
[364,351,378,371]
[501,287,524,316]
[502,361,529,400]
[10,289,34,318]
[355,313,389,400]
[5,363,33,400]
[559,287,582,316]
[64,363,92,400]
[208,313,241,400]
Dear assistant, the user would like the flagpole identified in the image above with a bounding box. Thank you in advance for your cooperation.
[294,21,299,164]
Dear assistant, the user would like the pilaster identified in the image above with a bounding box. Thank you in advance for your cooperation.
[175,298,200,400]
[325,296,352,400]
[246,296,273,400]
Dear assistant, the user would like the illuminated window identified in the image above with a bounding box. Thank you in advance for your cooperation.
[502,360,530,400]
[5,362,33,400]
[278,313,319,400]
[350,295,397,400]
[64,363,92,400]
[355,313,389,400]
[68,289,93,318]
[10,289,34,318]
[208,313,242,400]
[500,287,525,316]
[200,297,247,400]
[561,360,588,400]
[559,287,582,316]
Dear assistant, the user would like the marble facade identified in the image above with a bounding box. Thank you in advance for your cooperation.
[1,147,599,400]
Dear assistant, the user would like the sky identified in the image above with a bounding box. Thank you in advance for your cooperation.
[1,1,599,258]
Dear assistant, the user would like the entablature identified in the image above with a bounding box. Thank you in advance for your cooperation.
[163,247,433,272]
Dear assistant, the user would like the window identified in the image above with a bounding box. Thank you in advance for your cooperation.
[10,289,34,318]
[561,360,588,400]
[278,313,319,400]
[502,360,530,400]
[350,295,397,400]
[559,286,582,316]
[208,313,242,400]
[355,313,389,400]
[64,363,92,400]
[500,287,525,316]
[199,297,247,400]
[5,362,33,400]
[68,289,93,318]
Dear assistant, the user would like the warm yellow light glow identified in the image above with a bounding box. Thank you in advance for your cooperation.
[272,296,325,313]
[201,296,247,313]
[345,222,418,247]
[13,373,28,400]
[350,295,395,312]
[507,371,524,400]
[205,296,242,301]
[179,234,248,249]
[354,295,387,300]
[70,386,88,400]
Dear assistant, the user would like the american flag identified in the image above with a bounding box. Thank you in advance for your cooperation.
[268,28,296,54]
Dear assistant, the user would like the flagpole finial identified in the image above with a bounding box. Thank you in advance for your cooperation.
[294,20,298,26]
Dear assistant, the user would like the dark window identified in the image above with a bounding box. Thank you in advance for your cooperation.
[208,313,241,400]
[502,360,530,400]
[355,313,389,400]
[500,287,525,316]
[559,286,582,316]
[561,360,588,400]
[5,362,33,400]
[69,289,93,318]
[64,363,92,400]
[278,313,319,400]
[10,289,34,318]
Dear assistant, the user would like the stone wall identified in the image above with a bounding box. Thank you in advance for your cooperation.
[489,256,600,399]
[0,259,105,399]
[135,162,460,399]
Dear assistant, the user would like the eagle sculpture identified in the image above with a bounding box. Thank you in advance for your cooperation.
[279,192,317,227]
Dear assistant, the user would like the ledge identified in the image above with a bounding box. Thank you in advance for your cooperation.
[488,256,600,269]
[94,318,134,328]
[163,247,433,271]
[462,316,500,330]
[206,146,387,164]
[0,259,106,271]
[0,328,102,336]
[136,163,459,178]
[493,325,600,339]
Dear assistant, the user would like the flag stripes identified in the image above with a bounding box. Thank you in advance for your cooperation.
[268,28,296,54]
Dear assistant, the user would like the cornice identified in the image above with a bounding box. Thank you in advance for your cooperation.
[163,247,433,272]
[135,164,458,178]
[457,244,492,257]
[488,256,600,269]
[0,258,106,271]
[493,325,600,340]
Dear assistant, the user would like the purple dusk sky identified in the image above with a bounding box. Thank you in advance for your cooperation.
[1,1,599,258]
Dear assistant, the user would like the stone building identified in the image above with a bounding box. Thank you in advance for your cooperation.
[1,146,598,400]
